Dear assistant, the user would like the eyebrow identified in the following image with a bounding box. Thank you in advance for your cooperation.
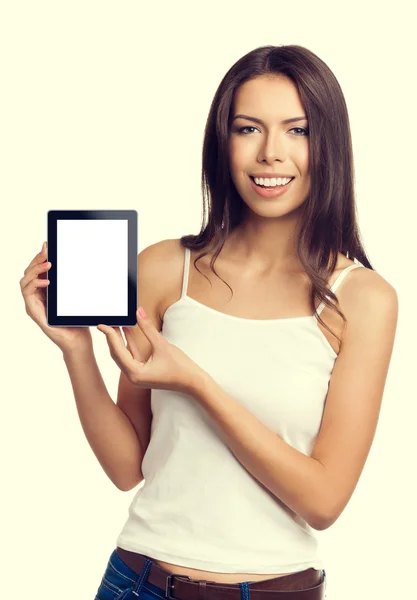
[231,114,308,125]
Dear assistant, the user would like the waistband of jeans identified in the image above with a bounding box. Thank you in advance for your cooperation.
[115,547,326,600]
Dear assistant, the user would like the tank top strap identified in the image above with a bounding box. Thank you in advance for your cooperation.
[181,247,191,298]
[316,263,364,316]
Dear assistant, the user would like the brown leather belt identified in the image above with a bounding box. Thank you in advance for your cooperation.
[116,547,326,600]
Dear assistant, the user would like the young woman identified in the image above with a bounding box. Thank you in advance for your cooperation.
[21,45,398,599]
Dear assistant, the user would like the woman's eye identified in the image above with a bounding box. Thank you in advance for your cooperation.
[290,127,309,136]
[237,126,258,134]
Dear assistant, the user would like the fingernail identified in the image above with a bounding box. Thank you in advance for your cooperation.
[138,306,147,319]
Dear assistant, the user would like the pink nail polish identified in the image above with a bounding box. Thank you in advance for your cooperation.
[138,306,147,318]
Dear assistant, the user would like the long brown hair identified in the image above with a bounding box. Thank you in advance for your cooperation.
[180,44,374,348]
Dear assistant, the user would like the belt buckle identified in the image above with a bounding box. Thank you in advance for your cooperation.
[165,574,193,599]
[165,574,175,600]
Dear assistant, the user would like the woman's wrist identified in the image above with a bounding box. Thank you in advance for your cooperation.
[61,338,94,361]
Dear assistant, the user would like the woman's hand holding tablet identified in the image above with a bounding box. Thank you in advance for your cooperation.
[20,241,93,353]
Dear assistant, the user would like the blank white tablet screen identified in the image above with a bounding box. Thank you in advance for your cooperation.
[57,219,128,316]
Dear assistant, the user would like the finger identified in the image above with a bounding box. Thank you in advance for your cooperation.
[21,277,50,298]
[97,325,124,341]
[24,242,48,276]
[20,275,50,325]
[123,327,143,362]
[21,278,51,304]
[111,326,125,344]
[136,307,163,347]
[97,324,137,377]
[20,261,51,290]
[21,278,50,324]
[110,327,135,356]
[113,327,136,359]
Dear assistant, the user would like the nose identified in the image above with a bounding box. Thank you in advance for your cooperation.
[258,131,286,164]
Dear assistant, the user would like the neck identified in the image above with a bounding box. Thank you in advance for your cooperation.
[222,216,304,274]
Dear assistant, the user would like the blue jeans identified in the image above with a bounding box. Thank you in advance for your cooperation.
[94,549,256,600]
[94,549,167,599]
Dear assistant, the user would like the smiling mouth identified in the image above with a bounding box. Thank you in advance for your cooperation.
[249,175,295,188]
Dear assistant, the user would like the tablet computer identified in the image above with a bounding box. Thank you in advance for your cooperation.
[47,210,138,327]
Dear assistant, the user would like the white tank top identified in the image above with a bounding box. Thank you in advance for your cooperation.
[116,247,363,573]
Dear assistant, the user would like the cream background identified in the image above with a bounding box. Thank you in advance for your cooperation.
[2,1,416,599]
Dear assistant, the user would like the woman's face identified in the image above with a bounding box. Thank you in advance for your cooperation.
[228,75,310,219]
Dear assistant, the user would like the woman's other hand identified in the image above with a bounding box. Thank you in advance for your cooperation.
[20,241,92,353]
[97,307,206,395]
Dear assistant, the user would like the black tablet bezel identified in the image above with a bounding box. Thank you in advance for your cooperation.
[47,210,137,327]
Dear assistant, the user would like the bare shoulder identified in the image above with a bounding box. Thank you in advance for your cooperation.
[139,238,183,269]
[335,262,398,357]
[319,255,398,353]
[338,261,398,317]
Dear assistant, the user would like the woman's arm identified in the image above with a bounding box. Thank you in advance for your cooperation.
[62,243,168,491]
[190,271,398,530]
[63,343,146,491]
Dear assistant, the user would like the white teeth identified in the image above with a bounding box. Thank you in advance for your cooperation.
[254,177,292,187]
